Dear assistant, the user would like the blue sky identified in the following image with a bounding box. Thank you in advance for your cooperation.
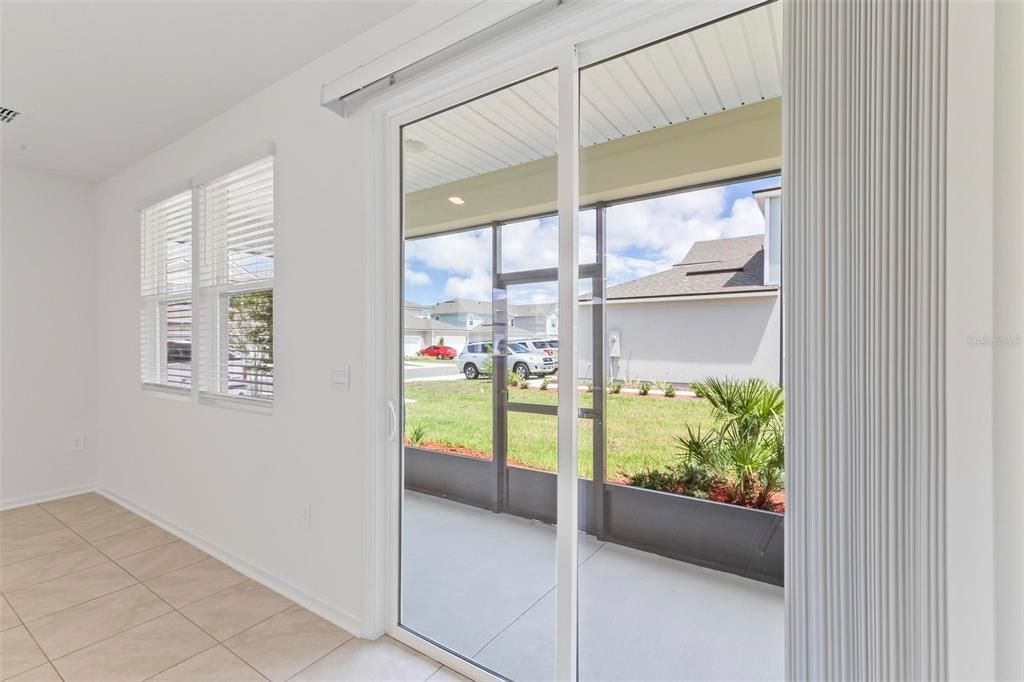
[405,175,780,306]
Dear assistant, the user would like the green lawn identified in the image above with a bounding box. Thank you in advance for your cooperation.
[403,380,716,480]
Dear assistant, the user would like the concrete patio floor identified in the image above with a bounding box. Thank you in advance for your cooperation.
[401,491,784,681]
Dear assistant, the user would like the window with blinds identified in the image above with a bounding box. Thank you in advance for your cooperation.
[197,156,275,401]
[140,190,193,389]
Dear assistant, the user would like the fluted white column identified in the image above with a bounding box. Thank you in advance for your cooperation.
[784,1,948,679]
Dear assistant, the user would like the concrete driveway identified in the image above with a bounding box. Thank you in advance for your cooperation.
[404,360,465,383]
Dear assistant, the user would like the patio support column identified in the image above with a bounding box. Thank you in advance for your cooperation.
[591,202,607,539]
[491,220,508,512]
[784,1,948,680]
[555,45,580,682]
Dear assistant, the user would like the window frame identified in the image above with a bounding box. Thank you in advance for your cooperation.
[139,188,194,394]
[139,153,275,409]
[195,155,276,406]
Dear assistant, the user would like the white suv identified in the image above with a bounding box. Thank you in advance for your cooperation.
[520,338,558,358]
[458,341,558,380]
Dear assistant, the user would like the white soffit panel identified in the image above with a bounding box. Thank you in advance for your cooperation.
[402,1,782,193]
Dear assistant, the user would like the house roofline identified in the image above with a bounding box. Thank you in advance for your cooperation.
[580,289,779,305]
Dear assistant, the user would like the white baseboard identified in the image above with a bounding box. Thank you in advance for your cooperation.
[0,483,97,511]
[97,487,366,638]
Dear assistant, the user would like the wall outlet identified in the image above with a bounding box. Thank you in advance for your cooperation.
[300,504,311,529]
[70,433,85,452]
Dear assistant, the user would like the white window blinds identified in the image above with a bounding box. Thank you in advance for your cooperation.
[197,156,275,401]
[140,190,193,388]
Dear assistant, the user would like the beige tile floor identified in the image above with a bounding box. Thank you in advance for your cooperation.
[1,493,463,682]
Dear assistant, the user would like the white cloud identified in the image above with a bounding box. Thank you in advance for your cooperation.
[444,269,491,301]
[404,267,431,286]
[405,228,490,276]
[405,186,766,300]
[605,190,765,277]
[606,254,667,283]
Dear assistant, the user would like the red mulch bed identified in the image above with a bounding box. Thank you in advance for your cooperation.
[649,479,785,513]
[404,438,552,474]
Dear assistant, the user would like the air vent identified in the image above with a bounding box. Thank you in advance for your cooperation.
[0,108,21,123]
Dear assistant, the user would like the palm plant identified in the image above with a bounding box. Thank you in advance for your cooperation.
[676,377,784,509]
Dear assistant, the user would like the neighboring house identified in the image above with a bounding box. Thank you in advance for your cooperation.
[405,301,431,320]
[411,299,559,339]
[579,234,781,385]
[403,314,468,356]
[509,303,558,336]
[467,320,538,344]
[430,298,491,330]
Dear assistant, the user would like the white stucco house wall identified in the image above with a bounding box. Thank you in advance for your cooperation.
[579,232,781,385]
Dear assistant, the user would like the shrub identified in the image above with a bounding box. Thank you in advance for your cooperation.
[627,468,683,492]
[409,424,428,445]
[677,377,785,509]
[626,461,716,498]
[625,377,785,511]
[608,381,622,394]
[507,371,519,388]
[585,382,594,393]
[540,377,550,391]
[638,382,651,396]
[664,384,676,398]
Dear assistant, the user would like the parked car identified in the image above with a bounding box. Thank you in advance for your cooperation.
[458,341,558,380]
[419,344,457,360]
[520,338,558,357]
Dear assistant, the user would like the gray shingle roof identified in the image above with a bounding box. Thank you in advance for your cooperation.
[599,235,777,301]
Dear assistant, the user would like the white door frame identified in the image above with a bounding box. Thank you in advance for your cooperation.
[362,2,765,679]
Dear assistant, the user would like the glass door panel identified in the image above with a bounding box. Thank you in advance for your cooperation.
[577,4,786,680]
[399,70,559,681]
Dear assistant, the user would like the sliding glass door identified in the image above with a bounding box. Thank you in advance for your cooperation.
[395,3,784,679]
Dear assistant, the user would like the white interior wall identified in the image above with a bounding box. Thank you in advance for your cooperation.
[1,166,97,505]
[89,12,455,636]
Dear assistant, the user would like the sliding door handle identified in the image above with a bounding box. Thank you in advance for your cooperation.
[387,400,398,442]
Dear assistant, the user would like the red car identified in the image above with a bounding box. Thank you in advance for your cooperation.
[419,345,457,360]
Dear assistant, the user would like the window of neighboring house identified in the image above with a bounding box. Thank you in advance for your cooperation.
[197,156,275,402]
[755,187,782,286]
[140,190,193,390]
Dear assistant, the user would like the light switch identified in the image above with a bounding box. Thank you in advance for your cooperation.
[331,366,350,390]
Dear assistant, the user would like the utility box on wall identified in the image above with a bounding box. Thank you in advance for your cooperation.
[609,330,621,358]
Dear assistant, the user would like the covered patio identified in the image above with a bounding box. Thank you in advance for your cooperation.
[402,492,784,681]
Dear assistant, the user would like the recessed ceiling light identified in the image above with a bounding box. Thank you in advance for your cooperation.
[448,196,465,206]
[405,139,428,154]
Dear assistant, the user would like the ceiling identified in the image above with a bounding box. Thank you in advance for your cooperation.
[402,1,781,193]
[0,1,412,182]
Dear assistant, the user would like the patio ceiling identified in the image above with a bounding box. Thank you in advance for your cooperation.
[402,2,782,193]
